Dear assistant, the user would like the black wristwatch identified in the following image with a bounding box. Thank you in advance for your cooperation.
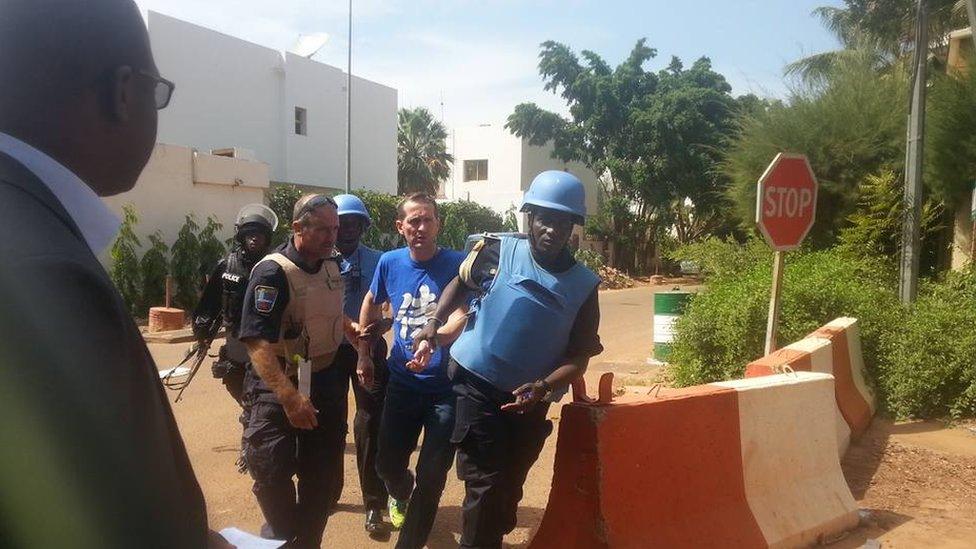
[426,317,445,328]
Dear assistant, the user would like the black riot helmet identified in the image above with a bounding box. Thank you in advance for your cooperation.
[234,204,278,244]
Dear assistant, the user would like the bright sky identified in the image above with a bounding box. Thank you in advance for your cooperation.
[135,0,844,129]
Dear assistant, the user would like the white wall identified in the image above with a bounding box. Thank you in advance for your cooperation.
[150,12,285,180]
[101,144,268,248]
[447,124,601,229]
[448,125,524,215]
[148,11,396,193]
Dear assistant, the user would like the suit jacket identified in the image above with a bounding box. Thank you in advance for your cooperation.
[0,152,208,548]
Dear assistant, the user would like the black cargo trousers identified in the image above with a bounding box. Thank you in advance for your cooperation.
[242,358,348,548]
[450,362,553,549]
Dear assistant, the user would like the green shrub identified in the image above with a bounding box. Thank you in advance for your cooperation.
[881,270,976,419]
[669,248,901,390]
[574,248,605,272]
[170,214,201,310]
[354,189,401,251]
[197,215,226,279]
[109,205,142,315]
[267,183,302,246]
[667,236,771,281]
[139,231,169,311]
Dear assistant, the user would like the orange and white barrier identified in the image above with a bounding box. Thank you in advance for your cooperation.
[530,372,859,549]
[745,317,875,456]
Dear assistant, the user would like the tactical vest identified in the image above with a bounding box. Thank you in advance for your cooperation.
[262,253,344,374]
[221,251,252,330]
[450,236,600,399]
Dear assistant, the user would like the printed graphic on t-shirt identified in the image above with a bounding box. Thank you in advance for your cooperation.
[395,284,437,343]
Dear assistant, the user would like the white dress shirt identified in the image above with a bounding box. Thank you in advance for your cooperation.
[0,131,120,255]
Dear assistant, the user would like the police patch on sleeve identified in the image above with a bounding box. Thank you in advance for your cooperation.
[254,285,278,314]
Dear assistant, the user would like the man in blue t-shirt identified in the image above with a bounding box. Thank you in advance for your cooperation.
[357,193,466,549]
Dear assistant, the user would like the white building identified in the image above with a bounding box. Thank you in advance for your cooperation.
[147,11,397,193]
[102,144,270,248]
[444,124,601,230]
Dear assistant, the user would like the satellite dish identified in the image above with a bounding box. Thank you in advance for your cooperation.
[290,33,330,58]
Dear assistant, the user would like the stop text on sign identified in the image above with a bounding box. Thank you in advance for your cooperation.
[755,153,818,251]
[762,186,814,219]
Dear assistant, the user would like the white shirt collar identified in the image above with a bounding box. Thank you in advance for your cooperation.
[0,132,120,255]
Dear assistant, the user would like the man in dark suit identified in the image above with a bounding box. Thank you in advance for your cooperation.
[0,1,226,547]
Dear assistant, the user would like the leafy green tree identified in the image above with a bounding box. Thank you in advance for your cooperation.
[927,58,976,207]
[502,205,520,232]
[110,205,142,315]
[139,231,169,311]
[723,54,908,246]
[398,107,453,195]
[506,40,742,273]
[170,214,201,310]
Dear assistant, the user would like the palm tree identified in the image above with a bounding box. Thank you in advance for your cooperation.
[397,107,453,195]
[786,0,965,84]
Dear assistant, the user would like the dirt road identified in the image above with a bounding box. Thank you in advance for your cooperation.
[152,285,976,548]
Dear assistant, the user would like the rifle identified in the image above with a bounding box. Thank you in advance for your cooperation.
[161,313,222,402]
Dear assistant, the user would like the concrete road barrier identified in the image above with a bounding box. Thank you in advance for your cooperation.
[745,317,875,456]
[529,372,859,549]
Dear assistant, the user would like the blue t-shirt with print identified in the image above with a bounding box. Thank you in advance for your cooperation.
[369,247,466,394]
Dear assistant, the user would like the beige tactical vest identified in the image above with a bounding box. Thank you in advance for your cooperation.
[263,253,344,374]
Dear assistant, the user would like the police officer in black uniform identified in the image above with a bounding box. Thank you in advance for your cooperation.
[193,204,277,406]
[239,194,358,548]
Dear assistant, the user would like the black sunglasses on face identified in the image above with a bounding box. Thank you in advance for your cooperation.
[136,69,175,110]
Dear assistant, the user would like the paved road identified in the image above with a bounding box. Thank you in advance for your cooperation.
[152,285,688,548]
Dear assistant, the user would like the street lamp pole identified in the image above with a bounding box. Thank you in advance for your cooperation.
[345,0,352,193]
[899,0,927,304]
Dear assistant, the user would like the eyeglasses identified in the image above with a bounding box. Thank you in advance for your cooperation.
[136,69,175,110]
[295,194,339,220]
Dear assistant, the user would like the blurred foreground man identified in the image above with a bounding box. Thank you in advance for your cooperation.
[416,171,603,549]
[0,0,225,547]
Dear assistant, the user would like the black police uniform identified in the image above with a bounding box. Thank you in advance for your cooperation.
[451,238,602,549]
[239,239,348,548]
[193,249,260,405]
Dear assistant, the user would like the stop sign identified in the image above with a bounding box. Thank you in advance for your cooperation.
[755,153,818,251]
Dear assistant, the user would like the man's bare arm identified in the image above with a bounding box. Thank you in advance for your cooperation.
[245,338,317,429]
[356,290,384,387]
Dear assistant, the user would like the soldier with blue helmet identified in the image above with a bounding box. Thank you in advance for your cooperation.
[330,193,392,535]
[414,170,603,549]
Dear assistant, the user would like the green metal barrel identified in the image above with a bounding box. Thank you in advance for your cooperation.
[653,290,693,361]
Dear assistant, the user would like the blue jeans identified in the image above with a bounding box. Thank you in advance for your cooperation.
[376,380,456,549]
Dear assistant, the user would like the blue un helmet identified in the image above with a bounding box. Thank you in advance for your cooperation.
[520,170,586,225]
[333,193,372,226]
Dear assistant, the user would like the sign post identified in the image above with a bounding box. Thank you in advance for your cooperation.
[755,153,818,354]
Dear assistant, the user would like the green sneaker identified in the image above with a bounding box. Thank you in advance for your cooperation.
[388,496,408,530]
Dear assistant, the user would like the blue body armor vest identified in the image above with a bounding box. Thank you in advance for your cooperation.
[450,236,600,399]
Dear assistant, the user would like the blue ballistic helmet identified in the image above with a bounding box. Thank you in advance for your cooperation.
[520,170,586,225]
[334,193,372,226]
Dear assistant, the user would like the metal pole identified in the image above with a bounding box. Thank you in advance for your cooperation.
[899,0,928,304]
[345,0,352,193]
[764,251,785,355]
[966,0,976,50]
